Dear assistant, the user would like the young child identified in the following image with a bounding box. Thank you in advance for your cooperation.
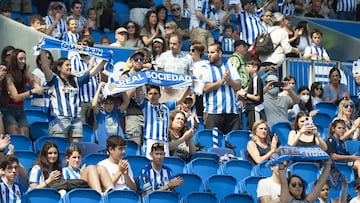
[178,95,199,129]
[139,142,184,194]
[219,24,236,53]
[136,85,191,159]
[29,14,46,33]
[62,18,80,44]
[209,0,231,34]
[97,135,136,191]
[87,7,97,30]
[237,57,265,130]
[303,29,331,63]
[0,155,24,203]
[92,82,129,151]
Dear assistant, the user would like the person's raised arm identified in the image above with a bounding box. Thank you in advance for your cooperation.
[92,82,105,115]
[306,159,331,202]
[40,50,53,81]
[89,60,106,77]
[279,162,292,203]
[176,86,191,105]
[119,92,130,113]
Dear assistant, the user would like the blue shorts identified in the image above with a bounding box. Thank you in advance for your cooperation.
[0,105,28,128]
[49,116,82,138]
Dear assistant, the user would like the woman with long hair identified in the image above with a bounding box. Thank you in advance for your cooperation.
[40,50,106,142]
[247,120,278,165]
[310,82,323,105]
[294,21,311,55]
[0,49,44,137]
[140,10,162,47]
[28,141,63,189]
[168,110,196,162]
[123,20,144,48]
[289,86,317,121]
[335,99,360,140]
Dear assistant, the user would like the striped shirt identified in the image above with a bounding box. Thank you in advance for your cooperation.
[28,165,45,185]
[62,32,80,44]
[62,166,80,180]
[43,15,67,39]
[70,55,99,103]
[303,43,329,61]
[238,10,267,45]
[139,99,176,141]
[203,62,241,114]
[219,37,235,53]
[336,0,357,12]
[47,72,90,118]
[189,0,214,29]
[140,163,173,192]
[0,178,23,203]
[279,2,295,16]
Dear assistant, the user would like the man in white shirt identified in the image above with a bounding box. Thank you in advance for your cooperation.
[257,163,285,203]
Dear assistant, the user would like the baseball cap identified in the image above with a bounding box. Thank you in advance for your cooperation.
[130,50,145,60]
[115,27,128,34]
[51,2,64,9]
[266,75,279,82]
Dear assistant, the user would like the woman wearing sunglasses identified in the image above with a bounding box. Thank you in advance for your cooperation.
[279,159,332,203]
[335,99,360,140]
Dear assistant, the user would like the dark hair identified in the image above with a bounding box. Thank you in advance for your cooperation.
[87,7,96,17]
[294,111,309,130]
[310,82,323,98]
[54,57,77,87]
[106,135,126,153]
[29,14,43,25]
[246,57,261,71]
[151,36,167,57]
[329,66,341,80]
[78,35,94,47]
[143,10,158,34]
[123,21,141,39]
[36,50,54,71]
[297,86,313,112]
[0,155,19,170]
[7,49,28,84]
[190,40,205,57]
[146,85,161,94]
[328,119,346,138]
[288,174,307,200]
[283,75,296,84]
[311,29,322,38]
[209,43,222,52]
[71,0,82,9]
[224,24,234,32]
[32,141,62,179]
[169,110,189,137]
[295,21,310,45]
[100,36,111,44]
[155,5,168,23]
[65,145,82,166]
[1,45,15,65]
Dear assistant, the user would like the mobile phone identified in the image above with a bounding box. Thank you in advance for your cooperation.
[273,82,282,87]
[305,117,313,126]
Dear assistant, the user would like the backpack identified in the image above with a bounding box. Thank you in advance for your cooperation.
[254,28,279,55]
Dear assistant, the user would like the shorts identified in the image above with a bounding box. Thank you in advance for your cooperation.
[125,115,144,138]
[49,116,82,139]
[0,105,28,128]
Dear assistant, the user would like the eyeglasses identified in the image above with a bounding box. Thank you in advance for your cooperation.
[165,26,172,29]
[132,57,144,62]
[344,104,354,109]
[171,7,180,12]
[321,188,329,192]
[190,48,196,53]
[315,87,322,90]
[290,182,303,188]
[127,25,135,29]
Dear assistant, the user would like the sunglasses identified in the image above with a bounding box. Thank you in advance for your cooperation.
[171,8,180,12]
[315,87,322,90]
[152,143,164,147]
[165,26,172,29]
[132,57,144,62]
[127,25,135,29]
[290,182,303,188]
[344,104,354,109]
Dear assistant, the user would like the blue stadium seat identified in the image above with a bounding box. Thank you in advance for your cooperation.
[25,109,48,125]
[190,151,219,161]
[288,162,319,185]
[70,142,100,156]
[143,190,180,203]
[194,128,225,150]
[225,130,251,156]
[114,1,129,26]
[92,30,105,44]
[344,140,360,155]
[347,180,356,198]
[63,188,102,203]
[223,193,255,203]
[83,123,95,142]
[103,189,140,203]
[175,173,204,199]
[23,188,61,203]
[313,102,338,119]
[253,161,272,177]
[270,122,292,145]
[335,162,355,182]
[187,158,220,183]
[8,134,33,151]
[205,174,239,200]
[181,39,192,51]
[163,156,186,176]
[14,151,37,172]
[125,139,140,156]
[33,136,69,154]
[312,112,332,129]
[29,121,49,140]
[183,192,217,203]
[125,155,150,178]
[240,176,265,203]
[82,153,108,165]
[208,147,235,157]
[221,159,254,182]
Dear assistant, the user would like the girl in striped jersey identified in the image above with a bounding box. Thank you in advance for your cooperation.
[62,18,80,44]
[62,145,114,194]
[40,50,106,142]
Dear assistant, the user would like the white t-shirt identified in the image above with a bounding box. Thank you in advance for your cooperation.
[350,197,360,203]
[257,177,281,200]
[98,158,135,190]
